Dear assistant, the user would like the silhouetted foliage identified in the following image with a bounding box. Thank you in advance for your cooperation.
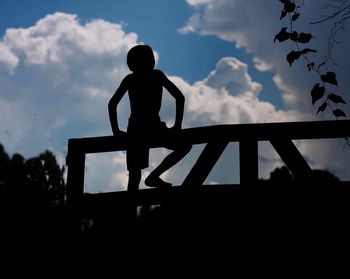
[275,0,348,120]
[259,164,340,185]
[0,143,66,248]
[269,165,294,182]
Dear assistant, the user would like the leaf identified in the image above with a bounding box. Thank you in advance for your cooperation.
[286,51,299,66]
[300,48,317,55]
[298,32,313,43]
[321,72,338,86]
[286,49,317,66]
[274,27,290,43]
[292,13,300,21]
[284,1,296,12]
[328,93,346,104]
[290,31,299,42]
[333,109,346,118]
[311,83,325,105]
[280,10,287,20]
[317,101,327,114]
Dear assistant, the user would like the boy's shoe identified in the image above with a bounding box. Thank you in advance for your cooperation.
[145,175,172,188]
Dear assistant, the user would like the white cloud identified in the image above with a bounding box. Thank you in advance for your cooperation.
[203,57,262,96]
[172,57,311,128]
[0,12,138,156]
[186,0,212,5]
[0,12,141,192]
[85,152,128,193]
[0,42,18,72]
[3,13,137,65]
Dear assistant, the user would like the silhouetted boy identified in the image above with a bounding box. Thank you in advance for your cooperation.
[109,45,191,191]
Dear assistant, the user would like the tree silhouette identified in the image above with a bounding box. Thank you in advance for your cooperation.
[0,143,66,248]
[260,164,340,184]
[1,141,343,249]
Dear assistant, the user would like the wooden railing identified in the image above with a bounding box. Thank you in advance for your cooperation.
[66,120,350,207]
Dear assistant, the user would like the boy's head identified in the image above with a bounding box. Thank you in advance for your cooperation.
[127,45,155,72]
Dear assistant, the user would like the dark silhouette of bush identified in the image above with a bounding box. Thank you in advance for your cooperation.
[260,165,340,185]
[0,143,66,248]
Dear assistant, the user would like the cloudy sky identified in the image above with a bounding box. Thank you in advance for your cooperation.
[1,0,349,193]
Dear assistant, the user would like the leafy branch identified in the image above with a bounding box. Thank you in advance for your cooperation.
[274,0,347,119]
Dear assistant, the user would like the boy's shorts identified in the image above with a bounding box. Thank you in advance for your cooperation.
[126,120,170,171]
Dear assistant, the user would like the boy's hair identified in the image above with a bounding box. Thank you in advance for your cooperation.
[127,45,155,72]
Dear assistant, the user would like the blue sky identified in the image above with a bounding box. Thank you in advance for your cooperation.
[0,0,349,191]
[0,0,283,107]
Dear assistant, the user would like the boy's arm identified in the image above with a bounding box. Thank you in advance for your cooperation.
[108,77,129,136]
[160,71,185,129]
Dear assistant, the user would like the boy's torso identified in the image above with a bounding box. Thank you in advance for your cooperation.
[127,70,164,125]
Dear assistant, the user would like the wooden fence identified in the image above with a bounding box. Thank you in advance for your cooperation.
[66,120,350,208]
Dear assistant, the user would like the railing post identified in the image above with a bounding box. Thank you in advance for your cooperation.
[66,139,86,235]
[239,139,258,185]
[270,139,312,179]
[182,142,228,187]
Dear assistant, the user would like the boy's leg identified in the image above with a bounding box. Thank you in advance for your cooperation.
[125,169,141,219]
[145,144,191,187]
[128,169,141,192]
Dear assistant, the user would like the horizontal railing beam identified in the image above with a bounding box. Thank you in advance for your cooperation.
[83,181,350,207]
[68,120,350,154]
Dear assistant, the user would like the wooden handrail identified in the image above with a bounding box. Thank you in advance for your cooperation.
[68,120,350,153]
[66,120,350,206]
